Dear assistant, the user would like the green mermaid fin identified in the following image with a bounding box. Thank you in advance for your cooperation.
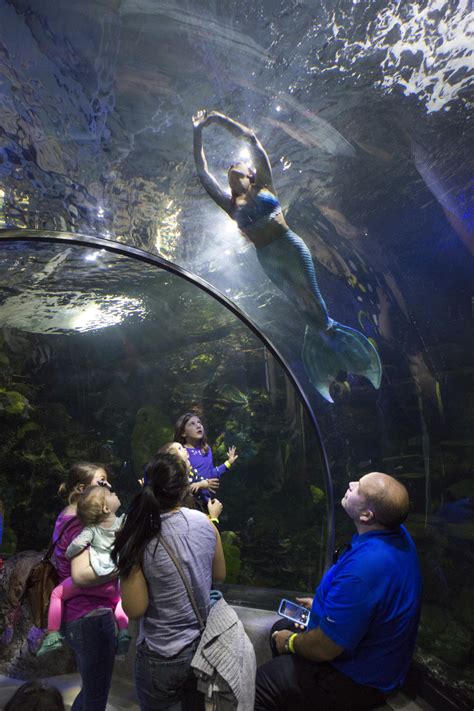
[302,321,382,403]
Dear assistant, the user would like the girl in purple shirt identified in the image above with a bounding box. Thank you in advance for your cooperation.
[174,412,238,508]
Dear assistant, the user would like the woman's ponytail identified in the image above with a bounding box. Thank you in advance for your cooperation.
[112,486,162,578]
[113,452,188,578]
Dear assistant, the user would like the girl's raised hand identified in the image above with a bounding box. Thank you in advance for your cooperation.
[226,446,238,466]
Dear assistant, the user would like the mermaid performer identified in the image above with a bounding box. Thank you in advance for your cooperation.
[192,110,382,402]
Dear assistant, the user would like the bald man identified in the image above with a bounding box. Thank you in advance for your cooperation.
[255,473,422,711]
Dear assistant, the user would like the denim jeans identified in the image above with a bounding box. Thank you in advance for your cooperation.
[62,609,116,711]
[135,639,205,711]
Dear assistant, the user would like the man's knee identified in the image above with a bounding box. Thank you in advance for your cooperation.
[255,655,307,711]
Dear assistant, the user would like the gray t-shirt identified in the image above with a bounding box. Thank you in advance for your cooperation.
[138,507,216,656]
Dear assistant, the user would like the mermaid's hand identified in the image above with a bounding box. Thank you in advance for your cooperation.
[192,109,209,128]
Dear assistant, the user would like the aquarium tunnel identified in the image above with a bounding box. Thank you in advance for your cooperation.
[0,0,473,709]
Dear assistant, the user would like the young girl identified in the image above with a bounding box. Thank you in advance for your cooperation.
[37,484,131,656]
[174,412,238,509]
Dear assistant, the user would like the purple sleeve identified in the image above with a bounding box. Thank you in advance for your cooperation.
[209,449,227,479]
[214,463,227,478]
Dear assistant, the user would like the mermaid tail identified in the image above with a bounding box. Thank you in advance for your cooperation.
[256,230,382,401]
[303,320,382,402]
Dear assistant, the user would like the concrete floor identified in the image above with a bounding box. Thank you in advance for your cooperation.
[0,606,434,711]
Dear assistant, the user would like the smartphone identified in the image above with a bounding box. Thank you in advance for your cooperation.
[277,598,310,627]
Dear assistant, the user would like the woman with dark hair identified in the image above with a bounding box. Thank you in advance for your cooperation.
[193,110,382,403]
[4,681,65,711]
[48,462,119,711]
[113,452,226,711]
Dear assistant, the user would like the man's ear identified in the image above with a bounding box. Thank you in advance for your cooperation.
[360,508,375,524]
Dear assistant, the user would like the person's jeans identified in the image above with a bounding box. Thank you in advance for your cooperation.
[135,639,205,711]
[62,609,116,711]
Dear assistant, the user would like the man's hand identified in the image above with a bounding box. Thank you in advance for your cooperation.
[272,629,293,655]
[296,597,313,610]
[206,477,220,493]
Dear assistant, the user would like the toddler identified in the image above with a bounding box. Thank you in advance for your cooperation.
[37,484,131,656]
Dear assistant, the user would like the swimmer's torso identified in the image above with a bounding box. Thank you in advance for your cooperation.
[232,188,289,247]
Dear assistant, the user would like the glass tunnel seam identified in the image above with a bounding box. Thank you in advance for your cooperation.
[0,227,335,573]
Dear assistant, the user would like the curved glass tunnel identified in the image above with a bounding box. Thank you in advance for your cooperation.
[0,234,330,598]
[0,0,473,706]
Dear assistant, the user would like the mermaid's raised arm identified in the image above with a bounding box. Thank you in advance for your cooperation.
[206,111,275,192]
[193,111,233,215]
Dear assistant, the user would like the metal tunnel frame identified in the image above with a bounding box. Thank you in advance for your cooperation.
[0,228,335,573]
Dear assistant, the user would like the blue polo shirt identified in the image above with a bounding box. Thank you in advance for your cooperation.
[309,525,421,693]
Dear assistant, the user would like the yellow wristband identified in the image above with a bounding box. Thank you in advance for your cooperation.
[288,633,298,654]
[208,516,219,524]
[225,460,231,469]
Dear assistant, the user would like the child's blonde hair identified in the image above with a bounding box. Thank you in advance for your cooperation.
[76,486,109,526]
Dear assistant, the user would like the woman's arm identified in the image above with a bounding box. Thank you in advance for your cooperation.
[211,525,226,584]
[120,565,149,620]
[206,111,275,192]
[193,111,233,215]
[70,548,118,587]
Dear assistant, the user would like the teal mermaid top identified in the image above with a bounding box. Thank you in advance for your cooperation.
[234,189,282,230]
